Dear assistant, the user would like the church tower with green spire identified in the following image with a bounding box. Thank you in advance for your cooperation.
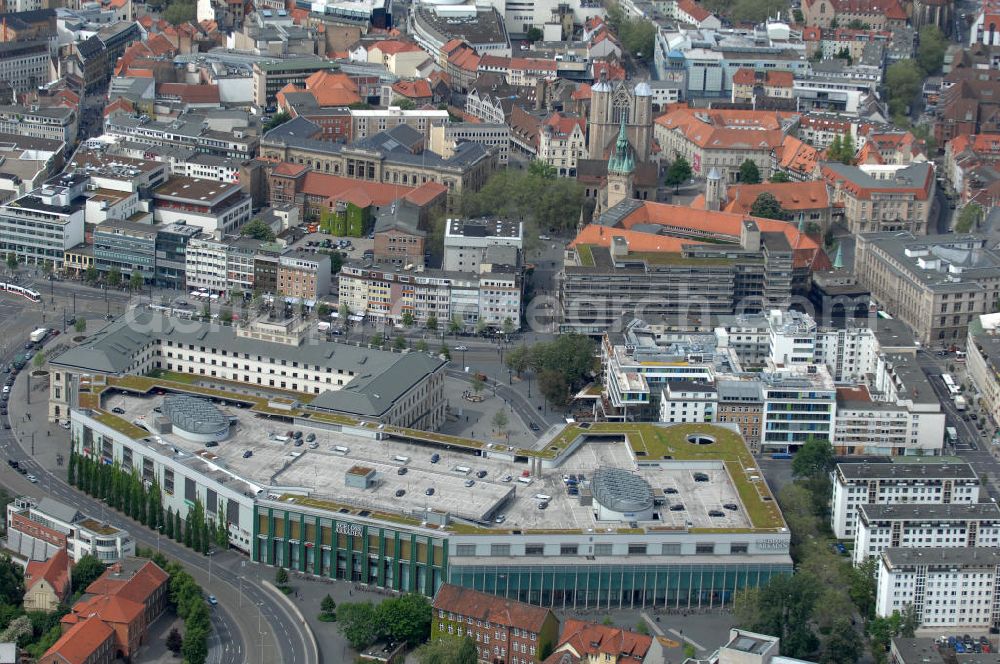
[604,118,635,212]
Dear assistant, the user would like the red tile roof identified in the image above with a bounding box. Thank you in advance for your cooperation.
[85,560,169,609]
[543,112,586,138]
[157,82,221,104]
[26,548,70,599]
[433,584,553,633]
[273,162,309,177]
[655,106,795,150]
[676,0,712,22]
[403,181,448,206]
[303,70,361,107]
[774,135,821,176]
[724,181,830,214]
[301,172,414,207]
[392,79,432,99]
[571,83,592,101]
[43,616,114,664]
[592,60,626,81]
[372,39,422,55]
[67,594,143,626]
[556,619,653,659]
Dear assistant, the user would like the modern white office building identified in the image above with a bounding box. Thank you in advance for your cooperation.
[830,462,981,540]
[5,496,135,564]
[659,381,717,424]
[759,365,837,454]
[854,503,1000,565]
[0,175,86,268]
[442,217,523,273]
[876,548,1000,630]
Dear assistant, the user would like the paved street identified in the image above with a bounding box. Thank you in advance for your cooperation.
[0,289,315,664]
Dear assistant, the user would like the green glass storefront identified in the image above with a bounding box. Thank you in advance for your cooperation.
[254,506,792,608]
[253,505,448,597]
[447,562,793,610]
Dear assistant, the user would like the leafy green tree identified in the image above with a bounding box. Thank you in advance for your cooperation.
[739,159,761,184]
[182,622,209,664]
[492,409,509,437]
[275,567,289,586]
[42,260,53,276]
[33,351,45,369]
[820,619,859,664]
[0,553,22,606]
[107,268,122,288]
[504,345,530,376]
[263,110,292,133]
[956,203,983,232]
[393,335,407,351]
[734,574,819,659]
[526,26,543,41]
[339,303,351,320]
[606,2,654,59]
[438,343,450,360]
[448,317,462,335]
[166,627,183,655]
[528,160,557,179]
[376,594,432,646]
[501,317,515,335]
[337,602,380,650]
[321,594,336,616]
[750,193,790,221]
[6,253,17,271]
[460,169,582,233]
[414,636,477,664]
[392,98,417,110]
[665,156,692,191]
[129,270,143,292]
[792,437,835,479]
[471,375,485,395]
[848,557,879,621]
[402,311,415,327]
[538,369,569,407]
[683,643,697,660]
[163,0,196,24]
[215,517,228,547]
[917,25,947,75]
[240,219,276,242]
[165,506,175,539]
[770,171,791,183]
[370,333,384,348]
[415,339,429,352]
[426,314,438,331]
[885,60,922,122]
[635,620,650,635]
[174,509,182,542]
[74,318,87,334]
[71,555,104,594]
[83,265,98,284]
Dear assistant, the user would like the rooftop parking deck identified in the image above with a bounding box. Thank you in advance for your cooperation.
[80,374,784,533]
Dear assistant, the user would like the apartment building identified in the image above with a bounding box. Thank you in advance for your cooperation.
[820,163,935,235]
[5,496,134,564]
[350,107,449,141]
[431,584,559,664]
[653,106,799,182]
[103,111,259,161]
[93,219,156,280]
[0,104,76,143]
[854,233,1000,346]
[429,122,510,165]
[968,313,1000,431]
[853,503,1000,565]
[443,218,523,273]
[0,176,86,268]
[715,379,763,452]
[834,380,946,457]
[0,40,53,93]
[252,57,335,106]
[536,113,588,177]
[153,222,201,289]
[338,255,522,330]
[184,235,228,294]
[659,381,717,424]
[831,462,981,539]
[277,251,331,300]
[152,176,252,235]
[759,366,837,454]
[877,548,1000,630]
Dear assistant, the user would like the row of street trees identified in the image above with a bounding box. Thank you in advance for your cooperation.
[735,438,918,663]
[503,334,596,406]
[69,451,227,554]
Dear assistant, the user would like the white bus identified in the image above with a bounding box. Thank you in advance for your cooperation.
[945,427,958,445]
[942,374,961,396]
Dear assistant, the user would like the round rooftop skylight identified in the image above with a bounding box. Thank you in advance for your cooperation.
[161,395,229,443]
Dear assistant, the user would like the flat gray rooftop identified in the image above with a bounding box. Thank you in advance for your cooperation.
[860,502,1000,522]
[105,392,752,531]
[838,461,978,481]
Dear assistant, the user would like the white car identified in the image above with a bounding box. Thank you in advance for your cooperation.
[455,345,468,351]
[538,234,551,241]
[25,474,36,483]
[60,421,70,430]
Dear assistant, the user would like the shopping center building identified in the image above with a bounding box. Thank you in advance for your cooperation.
[51,311,793,610]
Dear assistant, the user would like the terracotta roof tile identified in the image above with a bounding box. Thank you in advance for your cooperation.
[43,616,114,664]
[273,162,309,177]
[403,181,447,206]
[433,585,553,632]
[302,172,413,207]
[68,594,144,626]
[392,79,432,99]
[25,548,70,599]
[556,619,653,659]
[723,181,830,214]
[85,560,169,608]
[157,82,220,104]
[676,0,712,21]
[372,39,422,55]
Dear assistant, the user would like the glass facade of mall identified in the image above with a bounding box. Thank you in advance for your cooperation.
[448,562,793,610]
[255,505,792,607]
[253,505,448,597]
